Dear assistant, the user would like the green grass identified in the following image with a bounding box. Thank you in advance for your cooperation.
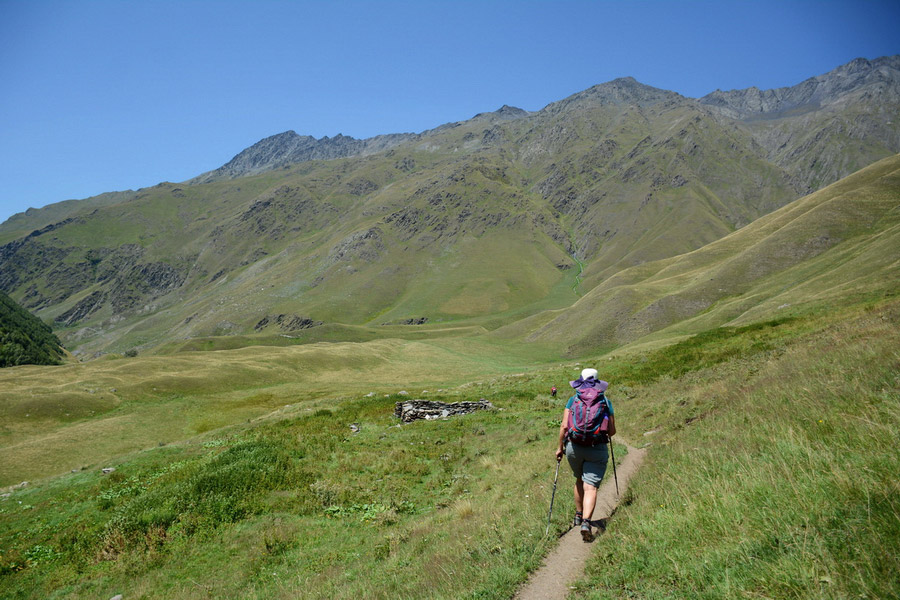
[0,336,547,486]
[0,389,568,599]
[604,315,803,385]
[2,296,898,598]
[577,299,900,600]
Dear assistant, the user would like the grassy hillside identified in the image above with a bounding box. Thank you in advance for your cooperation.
[1,295,896,599]
[508,154,900,355]
[0,191,138,246]
[578,299,900,600]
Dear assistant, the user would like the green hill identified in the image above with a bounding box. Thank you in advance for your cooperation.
[0,290,64,367]
[504,154,900,355]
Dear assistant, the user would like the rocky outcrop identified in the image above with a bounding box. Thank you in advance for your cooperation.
[107,261,188,313]
[472,104,530,121]
[381,317,429,325]
[56,291,105,326]
[254,314,322,332]
[327,227,385,264]
[0,239,69,296]
[233,185,338,241]
[394,399,494,423]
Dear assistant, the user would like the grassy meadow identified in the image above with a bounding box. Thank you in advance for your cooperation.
[1,293,898,599]
[0,336,552,486]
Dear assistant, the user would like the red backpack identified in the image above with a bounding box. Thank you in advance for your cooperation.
[567,387,610,446]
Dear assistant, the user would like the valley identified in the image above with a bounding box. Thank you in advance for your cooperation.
[1,55,898,599]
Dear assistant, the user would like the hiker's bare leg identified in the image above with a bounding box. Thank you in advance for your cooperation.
[574,478,584,513]
[582,483,598,521]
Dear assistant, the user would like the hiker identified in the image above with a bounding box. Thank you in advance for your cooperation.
[551,386,557,397]
[555,368,615,541]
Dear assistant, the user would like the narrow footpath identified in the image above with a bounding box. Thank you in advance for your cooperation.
[514,442,647,600]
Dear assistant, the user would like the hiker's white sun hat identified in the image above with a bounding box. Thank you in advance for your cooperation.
[581,368,598,380]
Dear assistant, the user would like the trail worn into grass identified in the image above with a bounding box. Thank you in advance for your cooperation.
[515,441,647,600]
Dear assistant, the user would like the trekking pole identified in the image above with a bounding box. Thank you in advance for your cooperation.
[545,457,561,536]
[609,439,619,498]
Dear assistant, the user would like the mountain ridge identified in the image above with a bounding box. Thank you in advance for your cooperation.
[0,55,897,359]
[191,56,899,184]
[191,130,417,183]
[700,55,900,118]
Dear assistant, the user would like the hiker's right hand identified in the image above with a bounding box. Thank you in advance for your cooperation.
[555,448,564,461]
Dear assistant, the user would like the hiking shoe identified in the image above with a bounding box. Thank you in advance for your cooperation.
[573,512,583,527]
[580,519,593,542]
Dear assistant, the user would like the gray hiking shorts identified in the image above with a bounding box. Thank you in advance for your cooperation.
[565,440,608,488]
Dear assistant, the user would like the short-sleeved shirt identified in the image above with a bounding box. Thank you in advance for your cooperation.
[566,394,614,416]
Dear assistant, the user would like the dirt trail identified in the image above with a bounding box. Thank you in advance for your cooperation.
[514,442,647,600]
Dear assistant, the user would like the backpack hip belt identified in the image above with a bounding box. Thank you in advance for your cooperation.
[567,431,609,447]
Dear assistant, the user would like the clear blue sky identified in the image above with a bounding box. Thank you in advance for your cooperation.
[1,0,898,224]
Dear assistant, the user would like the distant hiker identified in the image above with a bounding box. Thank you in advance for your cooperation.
[555,368,615,541]
[551,386,557,397]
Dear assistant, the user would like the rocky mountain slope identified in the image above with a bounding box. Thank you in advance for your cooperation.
[701,56,900,118]
[0,56,897,358]
[700,55,900,193]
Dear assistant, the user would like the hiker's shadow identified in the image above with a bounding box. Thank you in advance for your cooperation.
[583,518,608,543]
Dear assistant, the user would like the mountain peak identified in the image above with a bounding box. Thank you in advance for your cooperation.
[496,104,528,117]
[472,104,529,121]
[543,77,681,114]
